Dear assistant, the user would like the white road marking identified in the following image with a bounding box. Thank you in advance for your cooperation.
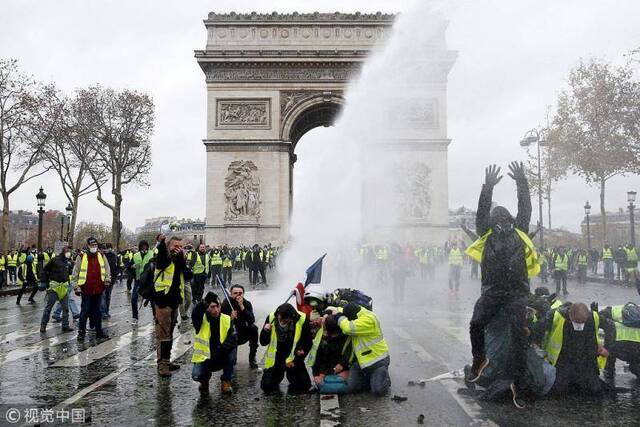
[392,326,497,426]
[54,330,193,409]
[319,394,341,427]
[51,323,155,367]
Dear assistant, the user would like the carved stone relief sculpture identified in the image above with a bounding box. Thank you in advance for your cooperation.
[216,99,270,128]
[224,160,261,221]
[394,161,432,220]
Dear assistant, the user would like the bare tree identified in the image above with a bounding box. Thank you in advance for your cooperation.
[43,93,103,247]
[0,59,62,251]
[74,86,153,250]
[549,58,640,244]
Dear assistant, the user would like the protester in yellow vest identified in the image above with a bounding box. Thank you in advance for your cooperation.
[16,253,39,305]
[191,292,237,394]
[553,248,569,296]
[7,251,18,285]
[576,250,588,284]
[533,302,608,396]
[189,243,210,304]
[448,243,464,294]
[599,304,640,379]
[464,162,535,409]
[602,244,614,280]
[0,252,5,288]
[40,247,74,333]
[259,303,313,393]
[153,235,193,377]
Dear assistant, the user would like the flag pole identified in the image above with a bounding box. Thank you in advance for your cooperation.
[215,274,234,307]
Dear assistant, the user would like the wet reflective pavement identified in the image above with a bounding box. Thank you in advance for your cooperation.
[0,268,638,426]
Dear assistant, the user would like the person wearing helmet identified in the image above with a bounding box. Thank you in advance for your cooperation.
[16,253,39,305]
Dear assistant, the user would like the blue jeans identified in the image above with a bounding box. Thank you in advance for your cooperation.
[192,348,237,383]
[53,283,79,318]
[347,357,391,396]
[42,290,69,328]
[101,285,113,316]
[131,279,139,319]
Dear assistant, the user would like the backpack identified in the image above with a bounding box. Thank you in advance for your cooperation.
[137,261,163,302]
[331,288,373,311]
[621,302,640,328]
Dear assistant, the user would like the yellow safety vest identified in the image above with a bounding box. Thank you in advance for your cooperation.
[192,313,231,363]
[611,305,625,323]
[550,300,563,309]
[264,311,306,369]
[222,257,233,268]
[306,326,352,368]
[554,254,569,272]
[210,252,223,266]
[7,254,17,267]
[336,306,389,369]
[448,248,463,266]
[465,228,540,278]
[544,310,606,370]
[18,253,27,264]
[0,256,5,271]
[602,248,613,259]
[49,280,69,301]
[154,262,185,300]
[192,253,210,275]
[43,252,51,265]
[625,248,638,262]
[419,250,429,264]
[17,263,38,285]
[77,253,106,286]
[577,255,588,266]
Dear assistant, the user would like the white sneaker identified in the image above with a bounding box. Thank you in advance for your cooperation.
[131,319,138,326]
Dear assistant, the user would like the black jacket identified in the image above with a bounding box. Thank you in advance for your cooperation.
[105,252,119,280]
[155,241,193,308]
[221,298,256,332]
[475,178,531,297]
[42,254,70,284]
[312,334,352,376]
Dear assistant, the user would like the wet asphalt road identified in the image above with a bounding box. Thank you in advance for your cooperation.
[0,267,638,426]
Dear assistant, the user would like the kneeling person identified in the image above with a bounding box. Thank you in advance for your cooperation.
[221,284,260,369]
[260,303,313,393]
[309,315,352,394]
[192,292,237,394]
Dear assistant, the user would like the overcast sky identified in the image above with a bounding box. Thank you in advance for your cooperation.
[1,0,640,233]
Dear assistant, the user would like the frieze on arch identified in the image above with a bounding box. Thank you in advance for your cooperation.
[201,62,359,83]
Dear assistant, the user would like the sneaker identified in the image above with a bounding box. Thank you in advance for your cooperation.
[198,380,209,394]
[96,333,109,340]
[28,299,36,304]
[72,314,80,320]
[62,326,74,333]
[131,318,138,326]
[221,380,233,394]
[168,362,181,371]
[77,331,86,341]
[510,383,526,409]
[467,358,489,383]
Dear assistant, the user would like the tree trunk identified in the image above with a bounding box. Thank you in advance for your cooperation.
[1,192,9,252]
[70,194,79,247]
[546,194,552,230]
[600,177,607,245]
[112,191,122,251]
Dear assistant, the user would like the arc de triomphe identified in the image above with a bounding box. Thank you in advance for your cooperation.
[195,12,455,246]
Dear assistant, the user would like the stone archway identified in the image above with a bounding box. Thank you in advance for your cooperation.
[195,12,455,245]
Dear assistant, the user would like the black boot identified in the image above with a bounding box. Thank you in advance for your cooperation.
[167,340,180,371]
[249,344,258,369]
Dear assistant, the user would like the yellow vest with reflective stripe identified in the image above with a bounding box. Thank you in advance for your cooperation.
[611,305,624,322]
[222,257,233,268]
[625,248,638,262]
[554,254,569,272]
[192,313,231,363]
[550,300,563,309]
[192,253,210,275]
[17,263,38,285]
[448,248,463,266]
[0,256,4,271]
[50,280,69,301]
[544,310,606,370]
[336,306,389,369]
[614,322,640,343]
[577,255,588,266]
[465,228,540,278]
[210,252,222,266]
[77,253,106,286]
[7,254,17,267]
[43,252,51,265]
[264,311,306,369]
[602,248,613,259]
[154,262,185,300]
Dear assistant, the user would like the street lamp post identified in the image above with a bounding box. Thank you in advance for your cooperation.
[628,190,637,248]
[584,201,591,252]
[60,215,64,241]
[65,203,73,244]
[36,187,47,252]
[520,128,547,249]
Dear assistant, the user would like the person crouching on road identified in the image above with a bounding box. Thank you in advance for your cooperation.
[221,284,259,369]
[325,303,391,396]
[73,237,111,340]
[192,292,237,394]
[260,303,313,394]
[154,235,193,377]
[309,315,352,394]
[40,247,75,334]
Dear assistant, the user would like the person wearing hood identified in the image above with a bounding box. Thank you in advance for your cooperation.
[72,237,111,340]
[532,302,608,396]
[16,252,39,305]
[260,303,313,393]
[131,239,153,325]
[464,162,537,409]
[40,247,74,333]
